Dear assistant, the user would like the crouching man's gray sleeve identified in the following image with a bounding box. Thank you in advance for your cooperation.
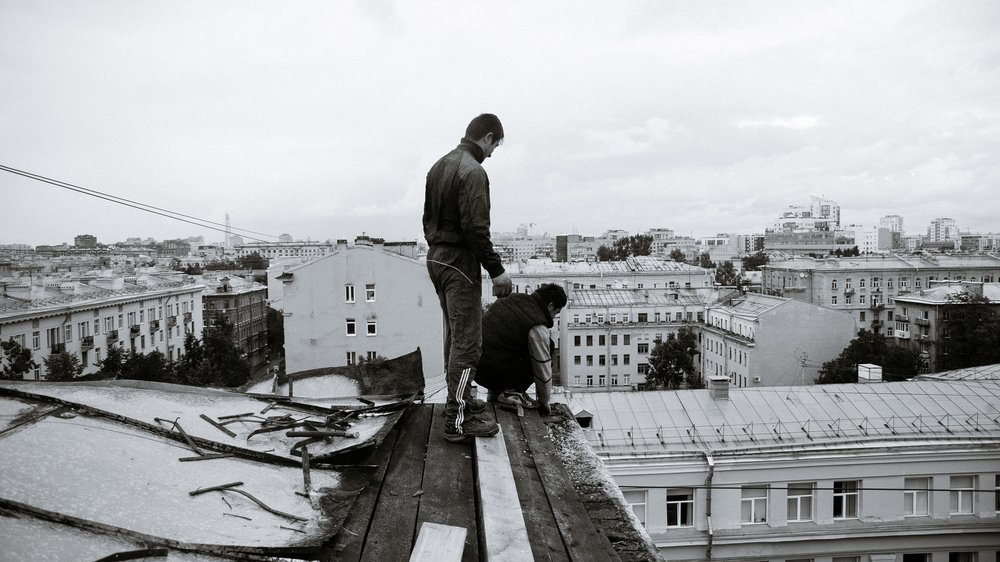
[528,325,553,409]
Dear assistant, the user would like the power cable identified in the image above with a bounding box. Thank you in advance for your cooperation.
[0,164,280,243]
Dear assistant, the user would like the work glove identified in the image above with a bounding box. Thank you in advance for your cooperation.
[492,272,512,298]
[538,402,551,417]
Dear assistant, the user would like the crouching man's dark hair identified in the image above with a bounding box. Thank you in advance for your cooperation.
[535,283,568,309]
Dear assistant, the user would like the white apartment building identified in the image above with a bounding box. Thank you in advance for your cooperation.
[840,225,893,254]
[278,242,444,387]
[702,293,856,387]
[234,241,337,260]
[569,379,1000,561]
[0,274,205,379]
[880,215,904,233]
[762,254,1000,335]
[928,218,959,245]
[559,287,725,389]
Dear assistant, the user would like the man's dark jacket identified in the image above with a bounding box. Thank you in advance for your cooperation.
[479,293,552,378]
[423,139,504,280]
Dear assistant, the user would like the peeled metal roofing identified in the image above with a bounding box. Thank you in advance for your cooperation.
[916,363,1000,381]
[569,381,1000,455]
[712,293,787,316]
[570,288,721,307]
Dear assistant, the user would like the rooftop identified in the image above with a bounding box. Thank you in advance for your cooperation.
[567,380,1000,457]
[707,292,789,316]
[766,253,1000,271]
[568,287,726,308]
[507,256,708,276]
[892,282,1000,304]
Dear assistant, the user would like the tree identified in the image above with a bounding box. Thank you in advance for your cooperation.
[43,351,83,381]
[266,307,284,354]
[741,251,769,271]
[122,350,175,383]
[94,344,128,379]
[1,339,37,380]
[936,293,1000,371]
[816,329,920,384]
[646,327,700,389]
[596,235,653,261]
[698,252,715,269]
[669,248,686,263]
[182,263,203,275]
[715,261,740,286]
[237,252,269,270]
[174,333,209,386]
[201,315,251,387]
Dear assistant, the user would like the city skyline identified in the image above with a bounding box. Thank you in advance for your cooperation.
[3,2,999,245]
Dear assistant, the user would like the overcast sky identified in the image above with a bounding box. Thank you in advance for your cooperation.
[2,1,998,247]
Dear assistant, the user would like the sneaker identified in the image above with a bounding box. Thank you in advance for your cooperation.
[441,396,489,416]
[444,415,500,442]
[496,391,538,410]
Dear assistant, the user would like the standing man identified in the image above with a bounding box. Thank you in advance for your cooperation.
[424,113,512,442]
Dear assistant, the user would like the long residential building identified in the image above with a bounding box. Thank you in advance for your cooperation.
[558,287,726,389]
[762,254,1000,335]
[199,274,269,372]
[0,273,204,379]
[567,379,1000,561]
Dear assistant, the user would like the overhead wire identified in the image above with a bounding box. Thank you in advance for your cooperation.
[0,164,280,243]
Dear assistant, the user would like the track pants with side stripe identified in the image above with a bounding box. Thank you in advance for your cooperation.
[427,248,483,433]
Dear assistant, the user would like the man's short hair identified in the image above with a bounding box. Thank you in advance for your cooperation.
[535,283,567,309]
[465,113,504,142]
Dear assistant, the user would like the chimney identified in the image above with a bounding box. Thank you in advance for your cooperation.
[708,376,730,400]
[857,363,883,383]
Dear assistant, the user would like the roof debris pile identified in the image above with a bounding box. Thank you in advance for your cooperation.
[0,350,425,560]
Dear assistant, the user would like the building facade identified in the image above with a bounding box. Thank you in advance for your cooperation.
[279,242,444,385]
[559,287,724,389]
[762,254,1000,335]
[702,293,856,387]
[0,274,204,379]
[568,379,1000,561]
[200,274,269,372]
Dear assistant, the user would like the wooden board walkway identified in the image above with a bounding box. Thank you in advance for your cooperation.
[326,403,620,561]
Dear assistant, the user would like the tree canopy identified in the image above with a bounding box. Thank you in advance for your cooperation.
[936,293,1000,371]
[741,251,769,271]
[44,351,83,381]
[715,261,740,286]
[596,235,653,261]
[1,339,36,379]
[816,329,920,384]
[647,327,700,389]
[668,248,686,263]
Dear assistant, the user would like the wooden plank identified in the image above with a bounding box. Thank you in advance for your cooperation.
[416,404,479,562]
[496,407,570,562]
[358,404,433,562]
[474,424,533,562]
[519,413,621,561]
[329,405,412,561]
[408,522,467,562]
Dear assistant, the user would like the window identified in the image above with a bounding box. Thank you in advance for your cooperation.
[346,318,356,336]
[833,558,860,562]
[948,554,977,562]
[611,335,618,345]
[637,313,648,323]
[950,475,975,514]
[622,490,647,527]
[637,343,649,353]
[832,279,838,289]
[859,278,866,288]
[586,375,593,386]
[611,354,618,366]
[346,351,356,366]
[586,335,593,346]
[611,374,618,385]
[598,335,605,346]
[367,351,378,360]
[859,311,866,321]
[598,374,605,385]
[623,354,630,365]
[623,334,631,345]
[574,335,581,346]
[904,477,930,516]
[599,355,606,366]
[787,482,814,521]
[366,320,377,336]
[345,284,355,303]
[32,331,39,349]
[586,355,593,366]
[666,488,694,527]
[574,356,581,365]
[845,278,853,289]
[831,296,838,305]
[833,480,859,519]
[741,486,768,523]
[995,475,999,512]
[903,555,930,562]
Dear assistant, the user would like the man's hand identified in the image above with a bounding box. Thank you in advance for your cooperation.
[538,402,551,417]
[492,272,512,298]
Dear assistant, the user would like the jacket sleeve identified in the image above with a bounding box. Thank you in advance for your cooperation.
[459,168,505,278]
[527,325,552,406]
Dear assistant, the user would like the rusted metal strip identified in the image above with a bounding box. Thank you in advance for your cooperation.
[178,453,234,462]
[200,414,237,438]
[286,430,359,439]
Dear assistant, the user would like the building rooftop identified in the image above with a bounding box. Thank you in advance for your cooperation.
[708,292,789,317]
[567,380,1000,457]
[569,287,726,308]
[766,253,1000,271]
[915,362,1000,381]
[0,273,201,316]
[892,282,1000,304]
[507,256,707,275]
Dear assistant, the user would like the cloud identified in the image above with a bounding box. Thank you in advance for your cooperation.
[735,116,822,130]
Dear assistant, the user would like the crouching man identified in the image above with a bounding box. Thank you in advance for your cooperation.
[476,283,567,416]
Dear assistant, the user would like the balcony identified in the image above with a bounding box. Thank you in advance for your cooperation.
[149,319,160,333]
[106,330,118,342]
[130,325,141,337]
[913,317,931,327]
[183,312,192,323]
[915,334,931,343]
[80,336,94,351]
[167,316,177,328]
[895,314,909,323]
[869,302,885,312]
[895,330,910,340]
[50,343,66,354]
[844,288,855,295]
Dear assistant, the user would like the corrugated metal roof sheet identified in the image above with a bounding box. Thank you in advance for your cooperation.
[568,381,1000,455]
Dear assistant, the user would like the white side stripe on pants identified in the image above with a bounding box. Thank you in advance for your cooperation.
[454,367,471,433]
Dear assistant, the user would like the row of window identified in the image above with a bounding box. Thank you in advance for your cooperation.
[345,319,377,337]
[573,334,634,347]
[573,354,631,367]
[345,351,380,365]
[623,474,998,530]
[830,274,996,290]
[570,311,703,324]
[574,374,631,386]
[344,284,376,303]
